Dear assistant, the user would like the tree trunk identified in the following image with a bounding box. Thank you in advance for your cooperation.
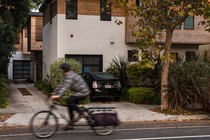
[160,29,173,109]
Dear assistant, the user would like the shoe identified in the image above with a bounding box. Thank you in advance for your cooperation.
[62,123,75,131]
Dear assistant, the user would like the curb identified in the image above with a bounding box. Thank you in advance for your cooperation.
[0,115,209,128]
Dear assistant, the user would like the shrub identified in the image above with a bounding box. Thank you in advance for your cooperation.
[50,58,89,105]
[0,75,9,108]
[168,59,210,110]
[127,87,160,104]
[121,87,130,101]
[106,55,129,87]
[50,58,81,89]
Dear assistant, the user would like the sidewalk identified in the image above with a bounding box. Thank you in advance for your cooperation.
[0,80,209,127]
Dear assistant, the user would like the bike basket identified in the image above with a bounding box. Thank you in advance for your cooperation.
[90,110,120,126]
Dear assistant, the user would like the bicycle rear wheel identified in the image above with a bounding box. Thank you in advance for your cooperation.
[29,110,59,138]
[91,125,115,136]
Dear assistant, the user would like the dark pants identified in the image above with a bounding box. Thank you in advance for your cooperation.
[66,95,87,123]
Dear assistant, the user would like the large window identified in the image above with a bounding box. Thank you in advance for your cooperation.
[184,16,194,29]
[100,0,111,21]
[128,50,139,62]
[65,55,103,73]
[66,0,78,20]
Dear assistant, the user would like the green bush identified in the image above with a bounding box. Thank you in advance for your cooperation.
[127,87,160,104]
[50,58,81,89]
[121,87,130,101]
[0,75,9,108]
[50,58,90,105]
[34,80,44,90]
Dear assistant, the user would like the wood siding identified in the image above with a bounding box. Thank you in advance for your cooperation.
[125,0,210,44]
[43,0,125,26]
[30,16,43,51]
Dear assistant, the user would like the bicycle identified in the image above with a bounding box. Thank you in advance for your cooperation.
[29,98,120,138]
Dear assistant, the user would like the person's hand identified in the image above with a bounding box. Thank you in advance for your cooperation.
[50,93,60,99]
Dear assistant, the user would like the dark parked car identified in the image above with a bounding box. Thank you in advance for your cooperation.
[82,72,122,100]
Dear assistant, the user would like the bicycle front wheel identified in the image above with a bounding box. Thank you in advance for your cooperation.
[29,110,59,138]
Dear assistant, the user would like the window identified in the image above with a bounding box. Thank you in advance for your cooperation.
[35,17,43,41]
[128,50,139,62]
[66,0,78,20]
[65,55,103,73]
[184,16,194,29]
[186,51,196,61]
[100,0,111,21]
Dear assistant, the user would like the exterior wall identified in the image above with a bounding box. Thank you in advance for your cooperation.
[57,0,125,16]
[22,28,30,54]
[42,16,58,78]
[126,10,210,44]
[42,0,128,79]
[57,14,129,72]
[30,16,43,51]
[171,44,199,59]
[15,32,23,51]
[159,16,210,44]
[7,52,30,79]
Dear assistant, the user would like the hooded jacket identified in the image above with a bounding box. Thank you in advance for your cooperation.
[55,71,90,97]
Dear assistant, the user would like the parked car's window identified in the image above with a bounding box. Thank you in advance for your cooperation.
[94,74,115,80]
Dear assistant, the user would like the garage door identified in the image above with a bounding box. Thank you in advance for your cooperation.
[13,60,30,79]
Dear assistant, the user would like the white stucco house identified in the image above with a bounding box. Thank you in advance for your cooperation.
[39,0,210,80]
[39,0,138,79]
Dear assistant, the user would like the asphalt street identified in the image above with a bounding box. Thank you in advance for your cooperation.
[1,121,210,140]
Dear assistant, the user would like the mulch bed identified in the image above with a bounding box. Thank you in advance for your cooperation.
[17,88,32,96]
[0,113,15,122]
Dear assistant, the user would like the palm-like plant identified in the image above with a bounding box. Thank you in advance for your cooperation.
[106,55,130,87]
[168,58,210,110]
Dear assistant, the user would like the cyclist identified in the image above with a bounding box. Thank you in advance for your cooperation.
[50,63,90,130]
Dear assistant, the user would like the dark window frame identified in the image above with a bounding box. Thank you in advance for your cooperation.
[100,0,111,21]
[66,0,78,20]
[65,55,103,73]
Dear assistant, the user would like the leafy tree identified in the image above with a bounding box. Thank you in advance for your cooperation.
[0,0,40,76]
[110,0,210,109]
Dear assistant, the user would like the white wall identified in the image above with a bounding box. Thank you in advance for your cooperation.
[42,16,58,78]
[8,51,30,79]
[57,15,130,71]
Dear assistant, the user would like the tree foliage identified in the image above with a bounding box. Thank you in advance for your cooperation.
[110,0,210,109]
[0,0,38,76]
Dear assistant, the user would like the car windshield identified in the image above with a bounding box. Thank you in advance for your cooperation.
[94,73,116,80]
